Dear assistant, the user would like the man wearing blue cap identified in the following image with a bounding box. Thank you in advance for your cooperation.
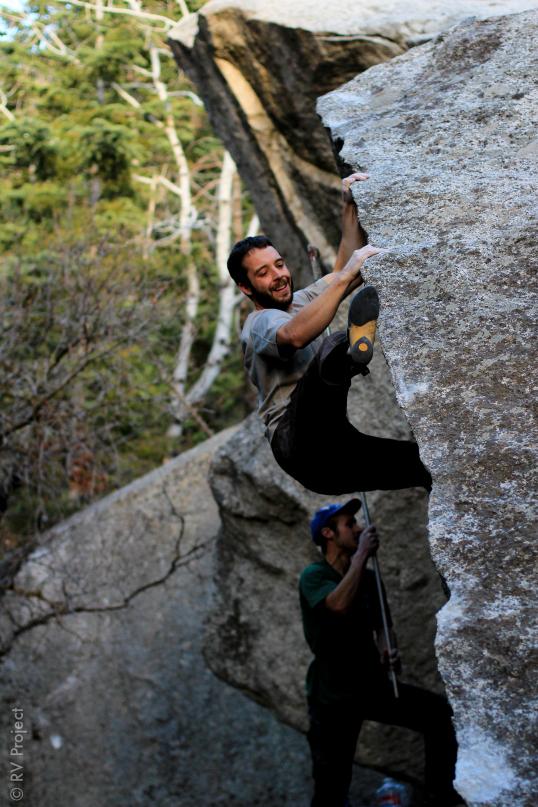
[299,499,462,807]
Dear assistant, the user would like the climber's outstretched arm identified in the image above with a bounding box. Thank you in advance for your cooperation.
[331,173,369,275]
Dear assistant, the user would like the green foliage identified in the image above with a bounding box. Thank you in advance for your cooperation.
[77,117,140,189]
[0,117,58,179]
[5,180,68,219]
[92,197,145,235]
[0,0,253,555]
[81,28,147,84]
[1,240,179,537]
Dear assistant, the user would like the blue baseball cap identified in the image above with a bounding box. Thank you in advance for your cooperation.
[310,498,362,545]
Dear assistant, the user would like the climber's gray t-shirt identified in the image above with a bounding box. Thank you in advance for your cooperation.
[241,277,328,442]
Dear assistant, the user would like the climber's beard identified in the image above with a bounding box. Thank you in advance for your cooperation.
[246,277,294,311]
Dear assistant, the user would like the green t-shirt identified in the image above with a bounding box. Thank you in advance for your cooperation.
[299,559,389,704]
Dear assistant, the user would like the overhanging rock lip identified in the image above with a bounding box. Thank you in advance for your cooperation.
[169,0,538,44]
[169,9,199,47]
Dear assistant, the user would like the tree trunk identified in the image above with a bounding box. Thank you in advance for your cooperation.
[182,151,238,412]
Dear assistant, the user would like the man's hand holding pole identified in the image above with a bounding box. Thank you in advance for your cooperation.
[351,524,379,567]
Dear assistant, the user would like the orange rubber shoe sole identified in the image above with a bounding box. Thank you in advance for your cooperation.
[348,285,380,365]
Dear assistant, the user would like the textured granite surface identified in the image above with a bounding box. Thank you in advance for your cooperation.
[318,11,538,805]
[0,430,323,806]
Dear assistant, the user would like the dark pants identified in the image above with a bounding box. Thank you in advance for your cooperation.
[307,682,460,807]
[271,332,431,494]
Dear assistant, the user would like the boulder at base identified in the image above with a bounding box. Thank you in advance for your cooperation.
[0,429,320,806]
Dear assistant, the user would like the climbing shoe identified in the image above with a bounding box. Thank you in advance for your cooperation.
[348,285,380,365]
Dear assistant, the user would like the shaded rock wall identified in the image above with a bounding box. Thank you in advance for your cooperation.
[169,0,535,285]
[0,430,322,806]
[318,11,538,806]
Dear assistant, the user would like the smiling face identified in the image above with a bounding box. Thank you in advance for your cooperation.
[238,246,294,310]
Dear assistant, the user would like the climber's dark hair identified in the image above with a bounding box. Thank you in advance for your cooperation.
[227,235,274,286]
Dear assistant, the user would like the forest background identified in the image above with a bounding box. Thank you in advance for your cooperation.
[0,0,258,566]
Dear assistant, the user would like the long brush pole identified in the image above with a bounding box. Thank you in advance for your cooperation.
[360,492,399,698]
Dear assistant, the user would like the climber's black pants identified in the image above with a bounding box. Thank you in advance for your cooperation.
[307,683,460,807]
[271,332,431,494]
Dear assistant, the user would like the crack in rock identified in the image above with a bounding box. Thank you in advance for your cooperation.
[0,515,211,657]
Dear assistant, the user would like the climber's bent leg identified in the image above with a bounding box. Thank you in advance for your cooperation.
[271,331,351,473]
[271,334,431,494]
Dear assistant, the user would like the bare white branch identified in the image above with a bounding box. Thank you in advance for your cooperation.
[133,173,182,199]
[55,0,175,31]
[111,81,142,109]
[246,213,260,237]
[45,24,75,56]
[168,90,204,106]
[174,0,190,17]
[0,8,78,60]
[0,90,15,121]
[131,65,153,79]
[183,151,239,409]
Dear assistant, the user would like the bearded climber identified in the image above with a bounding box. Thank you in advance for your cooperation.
[227,174,431,494]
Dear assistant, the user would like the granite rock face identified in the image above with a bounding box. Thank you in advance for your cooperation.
[318,11,538,806]
[0,429,322,806]
[169,0,536,285]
